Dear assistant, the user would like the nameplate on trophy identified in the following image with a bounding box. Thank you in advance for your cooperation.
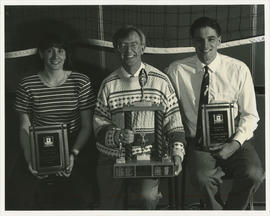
[29,124,69,175]
[114,161,175,178]
[201,103,235,150]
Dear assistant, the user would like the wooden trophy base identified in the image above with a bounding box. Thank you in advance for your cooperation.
[114,157,175,178]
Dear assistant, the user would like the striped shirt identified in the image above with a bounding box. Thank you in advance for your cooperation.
[15,71,96,134]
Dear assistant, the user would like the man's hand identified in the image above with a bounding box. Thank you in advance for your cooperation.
[173,155,182,176]
[121,129,134,144]
[210,140,241,160]
[115,129,134,145]
[28,164,48,179]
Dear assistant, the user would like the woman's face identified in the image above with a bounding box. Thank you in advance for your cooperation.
[40,46,66,71]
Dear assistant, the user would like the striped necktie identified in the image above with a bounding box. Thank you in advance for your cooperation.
[195,65,209,147]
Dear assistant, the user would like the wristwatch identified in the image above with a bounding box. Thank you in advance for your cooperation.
[71,149,79,159]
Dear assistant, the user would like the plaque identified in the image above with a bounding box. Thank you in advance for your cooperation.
[113,101,175,178]
[201,103,235,150]
[29,124,70,175]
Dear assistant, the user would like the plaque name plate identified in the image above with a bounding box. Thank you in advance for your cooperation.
[113,102,175,178]
[29,124,70,175]
[114,161,175,178]
[201,103,235,151]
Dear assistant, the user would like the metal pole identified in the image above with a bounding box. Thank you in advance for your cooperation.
[251,5,258,78]
[98,5,106,69]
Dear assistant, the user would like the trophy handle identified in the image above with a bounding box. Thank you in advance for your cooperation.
[154,110,164,161]
[124,111,133,161]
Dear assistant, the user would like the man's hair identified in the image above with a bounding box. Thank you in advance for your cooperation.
[190,17,221,38]
[112,25,146,49]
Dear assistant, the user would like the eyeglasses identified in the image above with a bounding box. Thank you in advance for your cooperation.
[117,42,141,52]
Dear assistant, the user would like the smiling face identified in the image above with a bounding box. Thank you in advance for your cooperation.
[116,31,145,74]
[192,26,221,65]
[39,46,66,71]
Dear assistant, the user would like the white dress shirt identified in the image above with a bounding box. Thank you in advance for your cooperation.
[120,62,144,78]
[167,53,259,145]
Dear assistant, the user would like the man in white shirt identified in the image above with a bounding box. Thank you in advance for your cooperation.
[167,16,264,210]
[93,25,186,209]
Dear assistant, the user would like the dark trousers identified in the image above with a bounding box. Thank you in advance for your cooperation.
[186,138,264,210]
[7,153,93,210]
[96,154,161,210]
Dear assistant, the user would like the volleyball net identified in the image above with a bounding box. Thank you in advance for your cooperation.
[5,5,265,58]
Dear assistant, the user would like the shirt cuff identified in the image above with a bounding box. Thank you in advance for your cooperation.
[233,132,247,145]
[172,142,185,162]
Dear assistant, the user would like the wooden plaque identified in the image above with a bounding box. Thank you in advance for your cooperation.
[29,124,70,175]
[201,103,235,150]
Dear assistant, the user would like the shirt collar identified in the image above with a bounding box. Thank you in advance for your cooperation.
[120,63,145,78]
[196,53,220,73]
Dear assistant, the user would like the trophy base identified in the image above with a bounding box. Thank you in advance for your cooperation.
[113,160,175,178]
[116,157,126,164]
[136,153,151,161]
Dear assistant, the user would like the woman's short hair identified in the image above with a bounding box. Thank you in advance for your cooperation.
[112,25,146,49]
[190,16,221,37]
[38,34,72,70]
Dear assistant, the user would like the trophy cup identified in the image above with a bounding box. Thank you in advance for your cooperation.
[201,103,235,151]
[113,69,175,178]
[29,124,70,175]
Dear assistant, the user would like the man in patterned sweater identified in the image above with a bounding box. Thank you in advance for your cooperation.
[93,25,186,210]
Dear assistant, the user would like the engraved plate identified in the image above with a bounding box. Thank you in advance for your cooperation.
[114,161,175,178]
[38,133,61,167]
[29,124,69,175]
[201,103,235,150]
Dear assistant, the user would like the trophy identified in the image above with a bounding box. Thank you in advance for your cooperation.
[29,124,70,175]
[113,69,175,178]
[201,103,235,151]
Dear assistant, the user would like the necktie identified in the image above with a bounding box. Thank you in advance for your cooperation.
[195,66,209,147]
[139,68,148,101]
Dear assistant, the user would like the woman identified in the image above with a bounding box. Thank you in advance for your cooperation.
[13,34,96,209]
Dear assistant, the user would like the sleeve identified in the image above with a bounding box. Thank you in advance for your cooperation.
[78,77,96,111]
[93,82,121,157]
[14,82,31,114]
[233,64,260,144]
[162,76,186,160]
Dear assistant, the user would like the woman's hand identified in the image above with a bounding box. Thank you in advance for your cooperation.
[56,154,75,178]
[28,164,48,179]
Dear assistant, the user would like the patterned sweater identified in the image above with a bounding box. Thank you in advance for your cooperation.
[93,63,185,159]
